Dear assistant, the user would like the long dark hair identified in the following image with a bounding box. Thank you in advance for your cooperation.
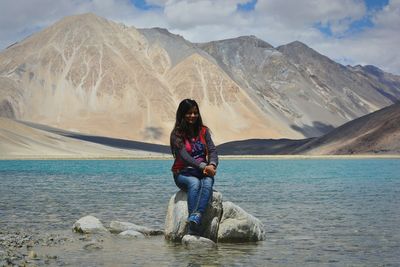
[173,98,204,137]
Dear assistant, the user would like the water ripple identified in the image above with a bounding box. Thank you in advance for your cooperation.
[1,159,399,265]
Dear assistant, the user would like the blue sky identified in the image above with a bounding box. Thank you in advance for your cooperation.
[128,0,390,38]
[315,0,389,37]
[130,0,162,10]
[0,0,399,74]
[236,0,257,11]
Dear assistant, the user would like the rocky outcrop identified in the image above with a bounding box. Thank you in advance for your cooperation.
[181,235,216,249]
[218,201,265,242]
[109,221,163,236]
[164,190,223,242]
[72,216,163,238]
[164,191,265,243]
[72,215,108,234]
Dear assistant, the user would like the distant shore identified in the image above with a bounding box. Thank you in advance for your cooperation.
[1,154,400,160]
[219,154,400,159]
[0,155,172,160]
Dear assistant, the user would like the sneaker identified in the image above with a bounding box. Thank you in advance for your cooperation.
[188,213,201,225]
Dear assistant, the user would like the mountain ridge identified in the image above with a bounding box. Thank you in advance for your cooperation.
[1,13,399,147]
[217,101,400,155]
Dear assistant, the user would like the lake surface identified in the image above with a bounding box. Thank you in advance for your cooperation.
[1,159,399,266]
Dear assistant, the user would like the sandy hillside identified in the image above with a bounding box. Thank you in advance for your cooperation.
[0,118,168,159]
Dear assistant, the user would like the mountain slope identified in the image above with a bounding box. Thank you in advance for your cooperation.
[293,102,400,154]
[0,13,177,142]
[0,118,167,158]
[217,102,400,155]
[277,41,397,109]
[200,38,399,137]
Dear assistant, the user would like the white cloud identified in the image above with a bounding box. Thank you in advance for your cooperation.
[145,0,169,6]
[163,0,247,29]
[315,0,400,74]
[372,0,400,29]
[255,0,366,33]
[0,0,139,48]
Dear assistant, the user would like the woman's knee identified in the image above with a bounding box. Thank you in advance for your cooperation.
[188,178,200,190]
[177,174,200,189]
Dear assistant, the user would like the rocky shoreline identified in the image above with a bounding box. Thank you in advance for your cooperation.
[0,229,73,266]
[1,191,265,266]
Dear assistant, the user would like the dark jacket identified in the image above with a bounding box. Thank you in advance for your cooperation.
[170,127,218,176]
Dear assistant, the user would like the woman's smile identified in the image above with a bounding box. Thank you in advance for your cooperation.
[185,107,199,124]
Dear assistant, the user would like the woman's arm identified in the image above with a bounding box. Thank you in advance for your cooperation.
[205,128,218,168]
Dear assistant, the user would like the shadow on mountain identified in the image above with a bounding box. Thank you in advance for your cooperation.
[19,120,170,154]
[217,138,314,155]
[62,134,170,153]
[291,121,335,137]
[142,127,164,140]
[18,102,400,156]
[0,100,15,118]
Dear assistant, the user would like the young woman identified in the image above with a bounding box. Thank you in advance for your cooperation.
[170,99,218,235]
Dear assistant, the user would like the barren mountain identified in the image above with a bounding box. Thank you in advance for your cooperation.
[0,14,293,145]
[1,13,399,147]
[293,101,400,155]
[217,102,400,155]
[347,65,400,102]
[0,13,177,143]
[199,38,400,137]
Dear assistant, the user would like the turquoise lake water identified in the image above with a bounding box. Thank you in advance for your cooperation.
[1,159,399,266]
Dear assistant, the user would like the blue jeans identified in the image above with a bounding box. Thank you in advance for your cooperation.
[174,174,214,215]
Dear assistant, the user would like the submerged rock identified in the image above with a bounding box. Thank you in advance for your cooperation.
[109,221,163,236]
[181,235,216,249]
[164,190,223,242]
[218,201,265,242]
[118,230,145,239]
[72,215,108,234]
[83,242,103,251]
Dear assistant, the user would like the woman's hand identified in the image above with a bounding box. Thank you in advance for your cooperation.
[203,164,217,177]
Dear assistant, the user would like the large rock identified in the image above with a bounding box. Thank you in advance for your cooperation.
[72,215,108,234]
[109,221,163,236]
[164,191,266,243]
[164,190,223,242]
[181,235,216,249]
[118,230,145,239]
[217,201,265,242]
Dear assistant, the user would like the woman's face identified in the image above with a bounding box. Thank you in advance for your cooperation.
[185,106,199,124]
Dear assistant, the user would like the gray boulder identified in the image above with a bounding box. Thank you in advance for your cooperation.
[118,230,145,239]
[181,235,216,249]
[72,215,108,234]
[109,221,163,236]
[164,190,223,242]
[217,201,265,242]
